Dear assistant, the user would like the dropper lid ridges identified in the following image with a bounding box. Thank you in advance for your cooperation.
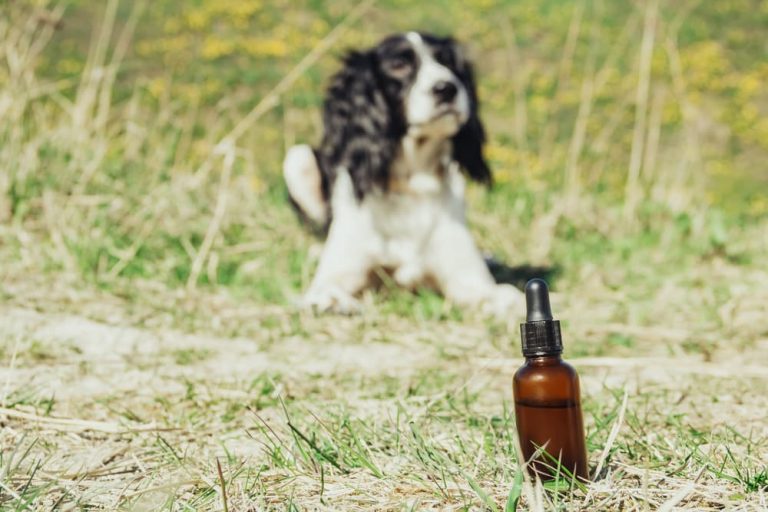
[520,278,563,357]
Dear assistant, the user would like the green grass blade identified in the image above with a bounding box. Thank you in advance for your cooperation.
[505,469,524,512]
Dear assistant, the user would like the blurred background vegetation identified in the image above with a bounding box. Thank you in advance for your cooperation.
[1,0,766,308]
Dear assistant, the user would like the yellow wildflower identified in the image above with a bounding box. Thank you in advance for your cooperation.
[201,36,235,60]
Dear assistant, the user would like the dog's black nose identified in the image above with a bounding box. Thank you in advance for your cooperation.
[432,81,458,103]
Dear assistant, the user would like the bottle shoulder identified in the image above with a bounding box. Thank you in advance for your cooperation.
[514,358,578,379]
[513,358,582,405]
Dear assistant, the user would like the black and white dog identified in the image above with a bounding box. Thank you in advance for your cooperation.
[284,32,523,315]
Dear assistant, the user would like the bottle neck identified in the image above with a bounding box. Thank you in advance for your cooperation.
[520,319,563,357]
[525,354,563,366]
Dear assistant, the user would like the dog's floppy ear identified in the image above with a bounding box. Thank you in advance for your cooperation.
[450,42,492,186]
[316,50,400,200]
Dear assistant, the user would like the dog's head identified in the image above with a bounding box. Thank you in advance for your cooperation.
[379,32,471,136]
[317,32,491,199]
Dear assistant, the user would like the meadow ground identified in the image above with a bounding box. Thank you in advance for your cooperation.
[1,0,767,510]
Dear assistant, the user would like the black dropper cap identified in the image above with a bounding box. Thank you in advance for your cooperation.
[520,278,563,357]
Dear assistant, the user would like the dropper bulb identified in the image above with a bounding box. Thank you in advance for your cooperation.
[525,278,553,322]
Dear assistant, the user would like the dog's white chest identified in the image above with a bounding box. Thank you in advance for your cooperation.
[368,187,444,268]
[330,165,464,282]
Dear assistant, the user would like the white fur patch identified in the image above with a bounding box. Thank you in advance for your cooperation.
[283,144,327,225]
[403,32,470,131]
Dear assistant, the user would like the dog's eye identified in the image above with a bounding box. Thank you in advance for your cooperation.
[390,58,409,70]
[388,50,414,71]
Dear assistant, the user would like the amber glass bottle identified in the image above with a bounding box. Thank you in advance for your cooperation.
[513,279,588,481]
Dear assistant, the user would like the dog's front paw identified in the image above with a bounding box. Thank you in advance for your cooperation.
[393,264,424,289]
[482,284,526,319]
[302,287,362,315]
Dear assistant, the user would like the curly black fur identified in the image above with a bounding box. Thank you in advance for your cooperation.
[314,50,405,200]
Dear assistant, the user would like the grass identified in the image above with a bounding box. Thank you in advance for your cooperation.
[1,0,768,510]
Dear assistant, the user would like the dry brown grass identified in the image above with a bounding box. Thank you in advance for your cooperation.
[2,252,767,509]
